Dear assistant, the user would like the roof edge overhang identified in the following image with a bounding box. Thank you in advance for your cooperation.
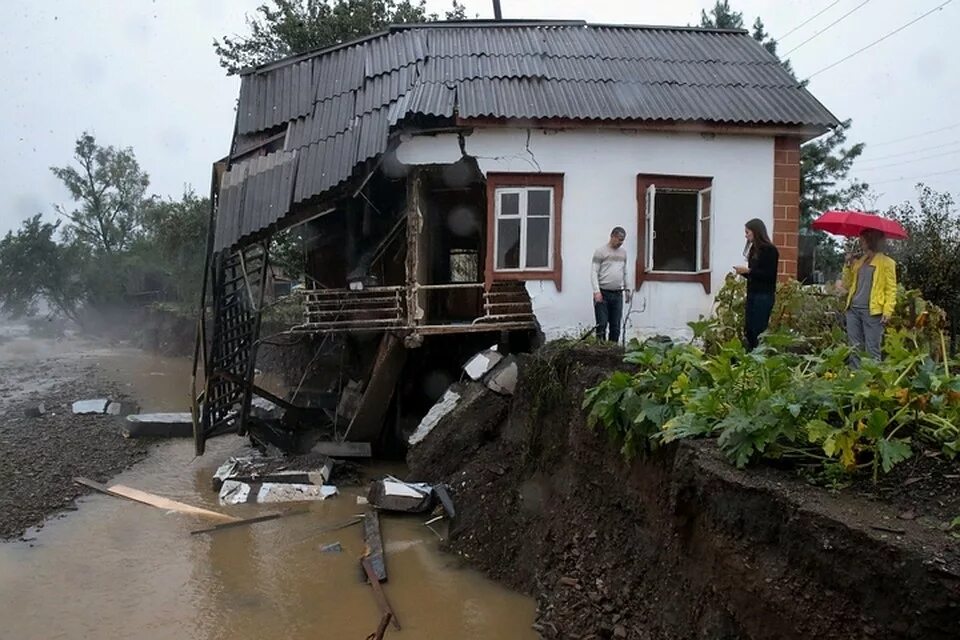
[453,116,833,142]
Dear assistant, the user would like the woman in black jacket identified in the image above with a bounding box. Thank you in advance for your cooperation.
[734,218,780,351]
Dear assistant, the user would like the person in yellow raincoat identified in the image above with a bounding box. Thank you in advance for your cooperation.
[841,229,897,367]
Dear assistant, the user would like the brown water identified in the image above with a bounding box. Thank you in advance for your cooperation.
[0,338,538,640]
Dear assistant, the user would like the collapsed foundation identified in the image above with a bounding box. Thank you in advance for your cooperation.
[408,345,960,640]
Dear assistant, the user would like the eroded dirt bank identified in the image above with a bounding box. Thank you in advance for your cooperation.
[408,345,960,640]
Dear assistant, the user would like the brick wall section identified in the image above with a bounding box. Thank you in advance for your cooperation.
[773,136,801,281]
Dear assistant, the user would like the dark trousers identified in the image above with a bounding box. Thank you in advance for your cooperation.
[594,289,623,343]
[744,292,775,351]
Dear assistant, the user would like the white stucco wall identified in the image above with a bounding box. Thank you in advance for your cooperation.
[396,128,775,341]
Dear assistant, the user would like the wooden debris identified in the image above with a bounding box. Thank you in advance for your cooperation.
[363,511,387,582]
[74,477,237,522]
[433,484,456,519]
[362,557,401,630]
[190,510,309,535]
[365,613,393,640]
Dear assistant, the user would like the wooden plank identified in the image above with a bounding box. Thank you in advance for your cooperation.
[365,613,393,640]
[191,512,302,535]
[344,333,407,442]
[434,484,456,519]
[362,511,387,582]
[362,557,401,630]
[311,441,372,458]
[74,477,238,522]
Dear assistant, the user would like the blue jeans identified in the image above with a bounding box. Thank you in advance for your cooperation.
[594,289,623,342]
[745,292,775,351]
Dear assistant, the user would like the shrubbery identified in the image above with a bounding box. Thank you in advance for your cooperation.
[584,278,959,479]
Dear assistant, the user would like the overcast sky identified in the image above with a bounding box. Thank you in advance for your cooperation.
[1,0,957,236]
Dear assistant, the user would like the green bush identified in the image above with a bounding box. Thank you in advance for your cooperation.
[585,283,960,479]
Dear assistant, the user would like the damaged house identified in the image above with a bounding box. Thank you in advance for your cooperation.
[195,20,838,454]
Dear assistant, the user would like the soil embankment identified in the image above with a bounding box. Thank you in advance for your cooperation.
[408,345,960,639]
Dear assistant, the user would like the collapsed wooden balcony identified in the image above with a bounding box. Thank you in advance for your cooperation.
[294,281,537,335]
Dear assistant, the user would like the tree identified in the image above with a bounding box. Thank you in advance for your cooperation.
[214,0,467,74]
[700,1,868,281]
[886,185,960,350]
[50,133,150,256]
[0,215,86,323]
[136,190,211,305]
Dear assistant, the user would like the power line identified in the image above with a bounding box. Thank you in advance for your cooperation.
[782,0,873,56]
[867,167,960,185]
[777,1,843,42]
[806,0,955,79]
[869,122,960,148]
[856,148,960,171]
[858,139,960,164]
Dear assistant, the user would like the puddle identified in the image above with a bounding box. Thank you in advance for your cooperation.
[0,341,538,639]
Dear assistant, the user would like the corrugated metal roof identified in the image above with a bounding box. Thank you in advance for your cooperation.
[216,22,841,251]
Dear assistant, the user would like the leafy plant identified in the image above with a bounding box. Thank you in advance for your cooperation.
[584,321,960,479]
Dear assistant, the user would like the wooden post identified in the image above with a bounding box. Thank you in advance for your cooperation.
[405,169,423,332]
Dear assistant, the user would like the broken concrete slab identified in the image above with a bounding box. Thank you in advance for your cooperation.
[319,542,343,553]
[310,440,372,458]
[408,388,460,446]
[72,399,110,414]
[212,454,334,491]
[218,480,338,505]
[463,347,503,381]
[122,413,194,439]
[367,478,434,513]
[486,355,518,395]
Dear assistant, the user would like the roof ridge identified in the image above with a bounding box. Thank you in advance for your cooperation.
[242,20,752,76]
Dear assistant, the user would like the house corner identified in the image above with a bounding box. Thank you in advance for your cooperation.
[773,136,800,282]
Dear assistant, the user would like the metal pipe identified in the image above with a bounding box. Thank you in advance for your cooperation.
[493,0,502,20]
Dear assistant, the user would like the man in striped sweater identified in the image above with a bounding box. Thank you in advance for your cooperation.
[591,226,632,343]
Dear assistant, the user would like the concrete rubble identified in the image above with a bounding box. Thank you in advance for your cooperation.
[123,412,193,438]
[212,454,333,491]
[367,477,434,513]
[219,480,338,505]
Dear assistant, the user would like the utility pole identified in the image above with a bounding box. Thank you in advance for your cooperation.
[492,0,502,20]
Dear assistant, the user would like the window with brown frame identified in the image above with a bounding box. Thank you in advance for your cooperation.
[636,174,713,294]
[485,173,564,290]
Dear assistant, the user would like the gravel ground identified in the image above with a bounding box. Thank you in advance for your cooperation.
[0,330,150,541]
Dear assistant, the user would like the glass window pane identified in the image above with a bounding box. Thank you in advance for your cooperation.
[652,191,697,272]
[526,218,551,268]
[499,192,520,217]
[496,219,521,269]
[527,189,551,217]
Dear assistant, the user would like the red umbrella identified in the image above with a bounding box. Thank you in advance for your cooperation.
[812,210,908,240]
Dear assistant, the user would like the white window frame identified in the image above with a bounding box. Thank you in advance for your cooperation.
[644,184,712,274]
[493,186,555,272]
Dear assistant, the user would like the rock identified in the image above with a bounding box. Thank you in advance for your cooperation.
[72,399,110,414]
[614,625,628,639]
[23,403,45,418]
[319,542,342,553]
[559,576,579,587]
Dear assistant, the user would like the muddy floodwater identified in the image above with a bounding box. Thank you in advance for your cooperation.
[0,330,538,639]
